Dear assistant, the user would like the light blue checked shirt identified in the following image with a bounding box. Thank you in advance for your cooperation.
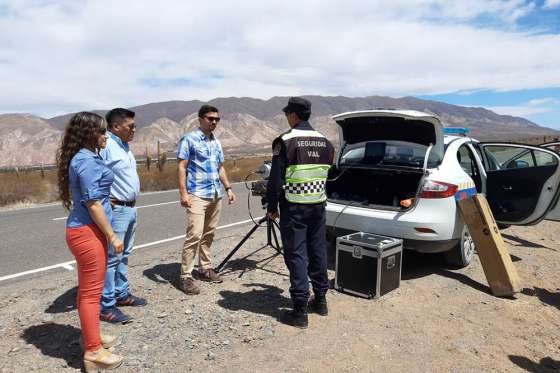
[176,129,225,199]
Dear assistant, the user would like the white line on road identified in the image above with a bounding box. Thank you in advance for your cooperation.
[137,201,179,209]
[5,180,250,215]
[0,217,262,283]
[131,217,260,251]
[0,260,76,282]
[51,200,181,221]
[61,263,74,271]
[50,181,252,221]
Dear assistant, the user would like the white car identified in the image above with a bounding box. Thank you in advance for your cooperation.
[325,110,560,267]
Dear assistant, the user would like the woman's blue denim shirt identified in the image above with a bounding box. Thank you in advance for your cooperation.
[67,148,114,228]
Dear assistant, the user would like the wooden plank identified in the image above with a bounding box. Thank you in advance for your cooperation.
[457,194,521,297]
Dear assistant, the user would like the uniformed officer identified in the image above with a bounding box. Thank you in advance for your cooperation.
[266,97,335,328]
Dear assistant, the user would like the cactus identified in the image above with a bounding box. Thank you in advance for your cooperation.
[146,145,151,170]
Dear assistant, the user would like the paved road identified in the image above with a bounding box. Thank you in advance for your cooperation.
[0,183,265,281]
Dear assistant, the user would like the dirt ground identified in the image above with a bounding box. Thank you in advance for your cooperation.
[0,221,559,372]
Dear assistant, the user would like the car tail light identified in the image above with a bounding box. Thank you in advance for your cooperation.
[419,180,458,199]
[414,227,436,233]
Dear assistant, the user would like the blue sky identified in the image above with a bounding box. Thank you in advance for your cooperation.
[421,88,560,129]
[420,1,560,129]
[0,0,559,129]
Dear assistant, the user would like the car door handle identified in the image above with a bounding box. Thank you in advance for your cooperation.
[502,185,512,191]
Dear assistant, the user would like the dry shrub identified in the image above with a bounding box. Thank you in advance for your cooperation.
[138,156,270,192]
[0,155,271,207]
[136,163,177,192]
[0,170,58,206]
[223,156,271,183]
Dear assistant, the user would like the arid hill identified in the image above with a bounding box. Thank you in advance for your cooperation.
[1,96,558,167]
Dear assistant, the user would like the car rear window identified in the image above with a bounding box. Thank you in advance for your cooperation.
[340,140,436,168]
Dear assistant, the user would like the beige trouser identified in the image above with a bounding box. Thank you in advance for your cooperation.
[181,193,223,280]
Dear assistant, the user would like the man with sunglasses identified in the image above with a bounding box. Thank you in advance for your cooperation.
[99,108,147,324]
[177,104,236,295]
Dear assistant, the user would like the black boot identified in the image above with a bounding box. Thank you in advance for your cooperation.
[282,304,308,329]
[308,294,328,316]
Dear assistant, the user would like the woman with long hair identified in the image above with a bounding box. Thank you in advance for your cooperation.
[56,112,124,372]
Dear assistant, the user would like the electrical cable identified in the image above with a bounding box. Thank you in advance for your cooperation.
[244,171,256,190]
[326,158,362,241]
[326,159,363,182]
[329,200,356,242]
[244,171,268,227]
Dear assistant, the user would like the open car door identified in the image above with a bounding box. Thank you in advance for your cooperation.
[539,141,560,221]
[541,141,560,154]
[477,143,560,225]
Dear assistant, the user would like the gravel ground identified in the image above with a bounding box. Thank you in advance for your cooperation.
[0,221,559,372]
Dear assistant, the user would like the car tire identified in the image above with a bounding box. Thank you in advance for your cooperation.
[444,225,475,268]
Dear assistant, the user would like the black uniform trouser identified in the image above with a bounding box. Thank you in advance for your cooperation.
[279,201,328,307]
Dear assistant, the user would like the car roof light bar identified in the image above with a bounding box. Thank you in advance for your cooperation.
[443,127,470,136]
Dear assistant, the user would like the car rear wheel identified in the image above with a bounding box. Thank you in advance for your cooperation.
[444,225,475,268]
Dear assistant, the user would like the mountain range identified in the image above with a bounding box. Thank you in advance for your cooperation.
[1,95,558,167]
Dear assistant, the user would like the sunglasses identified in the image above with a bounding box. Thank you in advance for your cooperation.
[204,115,221,123]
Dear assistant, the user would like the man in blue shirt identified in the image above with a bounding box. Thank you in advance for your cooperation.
[177,104,236,295]
[99,108,146,323]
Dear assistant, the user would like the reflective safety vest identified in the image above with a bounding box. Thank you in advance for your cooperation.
[278,126,335,204]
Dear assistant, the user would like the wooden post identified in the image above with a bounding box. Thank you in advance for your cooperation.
[145,145,151,170]
[40,163,45,178]
[157,140,161,171]
[160,152,167,170]
[457,194,521,297]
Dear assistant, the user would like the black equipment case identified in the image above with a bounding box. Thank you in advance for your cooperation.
[335,232,403,299]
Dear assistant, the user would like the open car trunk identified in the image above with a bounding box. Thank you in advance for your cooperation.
[326,167,425,211]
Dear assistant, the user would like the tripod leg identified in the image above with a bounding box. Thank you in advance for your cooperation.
[216,217,267,272]
[270,221,282,254]
[266,218,273,246]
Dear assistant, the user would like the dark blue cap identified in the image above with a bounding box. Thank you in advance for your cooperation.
[282,97,311,114]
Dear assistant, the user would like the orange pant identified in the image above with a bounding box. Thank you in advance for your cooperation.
[66,224,108,352]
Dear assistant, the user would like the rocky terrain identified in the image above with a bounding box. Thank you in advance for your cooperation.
[1,95,558,167]
[0,114,61,167]
[0,220,559,372]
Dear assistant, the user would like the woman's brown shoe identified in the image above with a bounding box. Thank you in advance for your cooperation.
[80,333,119,350]
[100,333,119,349]
[83,348,123,372]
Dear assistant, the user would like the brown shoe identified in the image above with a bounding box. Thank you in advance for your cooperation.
[199,268,223,283]
[83,347,123,373]
[180,278,200,295]
[80,333,119,350]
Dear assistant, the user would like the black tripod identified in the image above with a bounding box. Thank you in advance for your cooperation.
[216,215,282,273]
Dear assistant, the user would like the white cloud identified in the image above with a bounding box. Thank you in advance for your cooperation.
[488,98,560,117]
[543,0,560,9]
[0,0,559,116]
